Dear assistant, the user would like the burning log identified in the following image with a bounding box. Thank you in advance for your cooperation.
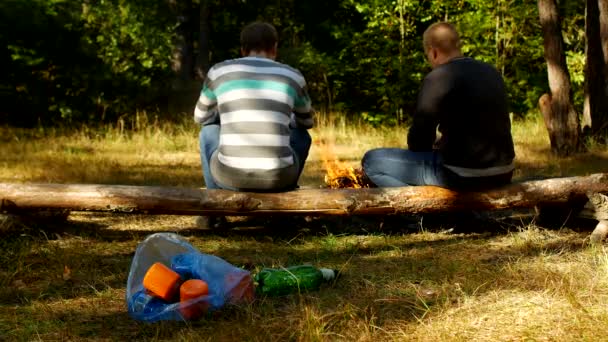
[325,167,371,189]
[319,142,371,189]
[0,173,607,216]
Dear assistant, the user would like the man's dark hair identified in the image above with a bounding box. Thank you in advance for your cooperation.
[240,22,278,54]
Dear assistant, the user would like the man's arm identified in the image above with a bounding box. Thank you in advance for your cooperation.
[292,81,314,129]
[194,77,219,126]
[407,72,449,151]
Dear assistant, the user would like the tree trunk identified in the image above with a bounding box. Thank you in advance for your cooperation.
[167,0,198,115]
[170,0,194,86]
[1,174,607,216]
[195,0,211,80]
[600,0,608,69]
[599,0,608,135]
[537,0,582,155]
[583,0,608,136]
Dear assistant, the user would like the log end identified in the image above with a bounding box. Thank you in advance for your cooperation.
[585,192,608,220]
[590,220,608,245]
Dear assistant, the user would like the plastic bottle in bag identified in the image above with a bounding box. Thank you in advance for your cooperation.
[254,265,338,296]
[126,234,256,322]
[130,290,169,316]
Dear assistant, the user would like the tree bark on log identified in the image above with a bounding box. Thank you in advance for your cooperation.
[0,174,607,216]
[538,0,582,155]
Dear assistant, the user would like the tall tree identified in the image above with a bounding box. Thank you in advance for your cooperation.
[195,0,211,80]
[601,0,608,71]
[166,0,198,115]
[537,0,582,155]
[600,0,608,133]
[169,0,194,86]
[583,0,608,136]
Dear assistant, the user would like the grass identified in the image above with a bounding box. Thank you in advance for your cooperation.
[1,114,608,341]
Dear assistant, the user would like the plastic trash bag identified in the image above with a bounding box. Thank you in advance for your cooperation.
[126,233,253,322]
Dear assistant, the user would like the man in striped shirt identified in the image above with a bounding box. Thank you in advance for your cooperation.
[195,22,313,194]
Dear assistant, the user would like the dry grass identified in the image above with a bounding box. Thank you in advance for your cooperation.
[1,114,608,341]
[511,117,608,179]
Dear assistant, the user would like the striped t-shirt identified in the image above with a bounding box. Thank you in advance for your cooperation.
[194,56,313,190]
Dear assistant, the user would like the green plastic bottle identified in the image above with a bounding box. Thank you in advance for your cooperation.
[254,265,338,296]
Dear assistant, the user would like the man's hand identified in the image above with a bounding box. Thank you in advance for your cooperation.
[289,113,298,129]
[201,108,220,126]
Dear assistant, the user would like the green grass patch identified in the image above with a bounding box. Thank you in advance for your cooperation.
[1,117,608,340]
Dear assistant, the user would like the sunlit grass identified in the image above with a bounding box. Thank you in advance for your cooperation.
[1,113,606,187]
[511,116,608,179]
[1,113,608,341]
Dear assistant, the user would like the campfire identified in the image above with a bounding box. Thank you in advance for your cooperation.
[319,143,371,189]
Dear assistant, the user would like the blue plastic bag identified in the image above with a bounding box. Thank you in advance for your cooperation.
[126,233,253,322]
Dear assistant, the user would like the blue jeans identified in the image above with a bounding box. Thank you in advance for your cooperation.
[361,148,450,187]
[199,124,311,190]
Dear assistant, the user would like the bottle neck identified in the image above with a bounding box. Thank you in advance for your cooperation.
[319,268,337,281]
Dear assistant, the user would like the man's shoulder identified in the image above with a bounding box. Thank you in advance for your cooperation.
[273,60,304,76]
[451,57,499,74]
[208,57,305,83]
[212,57,299,70]
[429,57,501,82]
[424,63,455,83]
[206,58,260,81]
[207,58,246,74]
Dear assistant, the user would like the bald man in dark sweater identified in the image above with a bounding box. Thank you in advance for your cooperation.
[362,22,515,190]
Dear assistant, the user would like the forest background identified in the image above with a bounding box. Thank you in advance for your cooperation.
[0,0,590,128]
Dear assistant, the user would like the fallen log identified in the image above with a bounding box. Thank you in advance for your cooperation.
[0,173,607,216]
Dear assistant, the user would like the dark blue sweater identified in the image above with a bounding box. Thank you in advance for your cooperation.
[407,57,515,174]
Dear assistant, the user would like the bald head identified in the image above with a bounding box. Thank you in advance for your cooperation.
[423,22,462,67]
[423,22,461,54]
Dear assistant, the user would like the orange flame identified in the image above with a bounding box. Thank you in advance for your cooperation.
[319,143,369,189]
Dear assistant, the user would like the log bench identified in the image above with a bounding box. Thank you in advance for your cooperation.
[0,173,607,239]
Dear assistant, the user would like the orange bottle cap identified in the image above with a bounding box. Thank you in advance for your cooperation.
[180,279,209,302]
[142,262,182,301]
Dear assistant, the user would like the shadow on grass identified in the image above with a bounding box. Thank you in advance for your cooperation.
[0,207,598,340]
[2,306,211,341]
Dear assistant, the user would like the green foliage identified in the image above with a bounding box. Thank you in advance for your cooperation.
[79,0,174,117]
[325,0,426,120]
[561,1,586,112]
[1,0,174,125]
[567,51,586,110]
[0,0,589,126]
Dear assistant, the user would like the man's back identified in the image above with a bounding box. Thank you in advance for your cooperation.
[362,22,515,190]
[408,57,515,174]
[195,56,312,190]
